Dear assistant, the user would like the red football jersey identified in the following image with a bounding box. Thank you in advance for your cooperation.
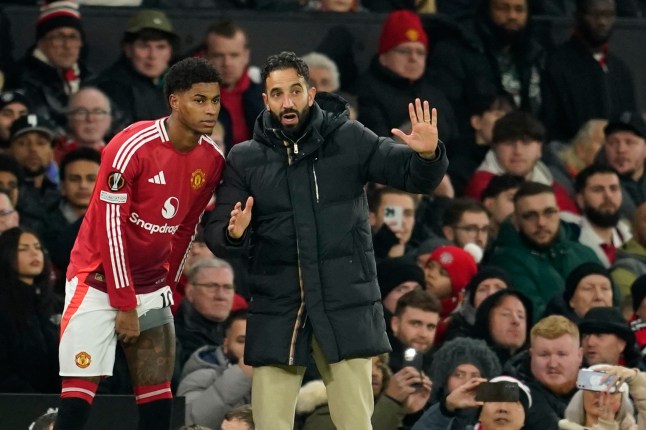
[67,118,225,311]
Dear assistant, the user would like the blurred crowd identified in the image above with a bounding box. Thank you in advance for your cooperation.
[2,0,646,429]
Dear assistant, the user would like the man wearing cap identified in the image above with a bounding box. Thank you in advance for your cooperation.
[357,9,457,143]
[602,111,646,219]
[15,0,90,131]
[0,90,30,150]
[93,9,179,128]
[579,306,640,368]
[545,262,614,323]
[542,0,637,142]
[7,114,60,237]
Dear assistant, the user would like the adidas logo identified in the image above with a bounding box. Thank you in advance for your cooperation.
[148,171,166,185]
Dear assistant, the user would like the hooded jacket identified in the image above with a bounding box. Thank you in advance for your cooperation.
[177,345,251,429]
[205,93,448,366]
[488,219,601,320]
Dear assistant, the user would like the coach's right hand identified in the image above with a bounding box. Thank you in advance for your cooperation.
[228,196,254,239]
[116,309,140,343]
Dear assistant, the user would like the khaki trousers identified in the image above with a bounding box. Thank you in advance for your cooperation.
[251,337,374,430]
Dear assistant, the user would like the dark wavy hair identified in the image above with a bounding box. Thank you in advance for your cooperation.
[0,227,54,332]
[163,57,222,102]
[261,51,310,92]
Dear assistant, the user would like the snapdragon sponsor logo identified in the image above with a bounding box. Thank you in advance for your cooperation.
[129,212,179,235]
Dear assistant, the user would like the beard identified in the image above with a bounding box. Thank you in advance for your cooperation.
[519,228,558,251]
[272,105,312,139]
[23,165,46,179]
[224,349,239,365]
[489,21,528,49]
[584,205,620,228]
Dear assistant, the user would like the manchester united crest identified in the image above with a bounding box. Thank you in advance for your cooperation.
[191,169,206,190]
[75,351,92,368]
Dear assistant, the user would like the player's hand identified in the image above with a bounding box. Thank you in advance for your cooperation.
[391,99,438,159]
[116,309,140,344]
[228,196,254,239]
[445,377,487,412]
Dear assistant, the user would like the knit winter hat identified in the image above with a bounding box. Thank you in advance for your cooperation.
[631,274,646,312]
[0,90,30,111]
[465,266,513,306]
[36,1,82,41]
[429,337,502,403]
[378,10,428,55]
[377,256,425,300]
[427,245,478,296]
[563,262,612,305]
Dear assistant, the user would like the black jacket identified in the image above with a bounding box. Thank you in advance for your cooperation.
[205,93,448,366]
[174,299,226,369]
[504,350,577,430]
[92,55,169,130]
[541,36,637,141]
[357,57,457,144]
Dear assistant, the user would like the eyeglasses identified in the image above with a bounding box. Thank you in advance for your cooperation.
[67,108,111,120]
[391,46,426,57]
[191,282,234,291]
[0,208,15,217]
[519,207,559,222]
[45,32,82,46]
[453,225,490,235]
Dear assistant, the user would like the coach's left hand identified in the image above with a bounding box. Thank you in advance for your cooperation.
[391,98,439,159]
[116,309,140,343]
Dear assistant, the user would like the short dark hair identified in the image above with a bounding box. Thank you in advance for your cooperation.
[223,404,254,429]
[163,57,222,101]
[224,309,247,335]
[368,186,416,213]
[394,289,441,317]
[470,92,516,117]
[442,198,488,227]
[59,147,101,182]
[206,18,247,41]
[0,153,24,184]
[492,111,545,145]
[574,164,619,194]
[261,51,309,92]
[513,181,554,204]
[481,174,525,200]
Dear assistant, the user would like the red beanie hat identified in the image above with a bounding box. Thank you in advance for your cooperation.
[378,10,428,55]
[36,1,82,41]
[428,246,478,296]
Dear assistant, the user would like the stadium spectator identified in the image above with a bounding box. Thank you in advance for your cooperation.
[14,0,90,131]
[488,182,600,319]
[613,201,646,296]
[94,9,178,127]
[0,153,23,207]
[480,174,524,239]
[542,0,637,142]
[0,90,29,150]
[441,198,491,250]
[221,405,254,430]
[0,191,19,234]
[357,10,457,143]
[176,258,236,369]
[369,187,418,260]
[0,227,59,394]
[466,111,579,214]
[54,87,112,164]
[579,306,640,367]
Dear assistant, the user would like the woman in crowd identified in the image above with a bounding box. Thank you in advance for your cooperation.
[559,365,646,429]
[0,226,60,393]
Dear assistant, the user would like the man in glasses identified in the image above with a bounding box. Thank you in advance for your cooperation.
[54,87,112,164]
[175,258,236,369]
[489,181,601,320]
[441,198,491,250]
[14,0,90,130]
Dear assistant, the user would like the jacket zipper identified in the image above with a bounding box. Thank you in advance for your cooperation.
[289,238,306,365]
[312,164,319,203]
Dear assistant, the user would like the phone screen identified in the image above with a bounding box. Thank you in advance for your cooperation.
[576,369,618,393]
[383,205,403,229]
[475,381,519,402]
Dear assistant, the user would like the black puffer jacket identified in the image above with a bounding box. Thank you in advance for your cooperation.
[206,93,448,366]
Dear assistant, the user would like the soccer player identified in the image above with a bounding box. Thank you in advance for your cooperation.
[53,58,225,430]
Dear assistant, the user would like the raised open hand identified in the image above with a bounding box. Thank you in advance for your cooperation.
[228,196,254,239]
[391,98,439,159]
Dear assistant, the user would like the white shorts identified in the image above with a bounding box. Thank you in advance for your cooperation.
[59,276,174,377]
